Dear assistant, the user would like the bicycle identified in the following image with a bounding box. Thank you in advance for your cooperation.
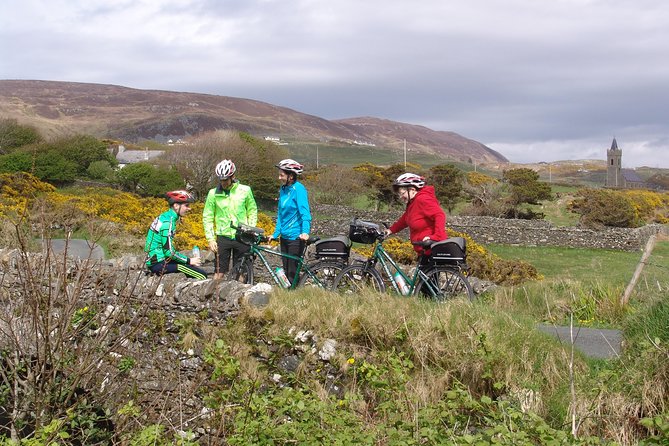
[332,218,474,301]
[230,224,350,289]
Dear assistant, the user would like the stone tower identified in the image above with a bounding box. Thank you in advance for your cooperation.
[606,138,623,188]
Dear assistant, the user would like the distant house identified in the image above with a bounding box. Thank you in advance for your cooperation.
[112,145,165,168]
[605,138,648,189]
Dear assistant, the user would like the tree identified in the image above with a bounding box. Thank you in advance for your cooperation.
[32,150,79,185]
[0,149,78,185]
[163,130,285,203]
[49,135,117,176]
[306,165,366,206]
[115,162,185,197]
[502,168,552,219]
[461,172,507,217]
[0,118,42,153]
[87,160,115,181]
[428,164,464,213]
[353,162,422,210]
[0,151,34,173]
[568,188,641,228]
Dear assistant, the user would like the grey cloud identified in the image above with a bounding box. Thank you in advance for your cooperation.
[1,0,668,167]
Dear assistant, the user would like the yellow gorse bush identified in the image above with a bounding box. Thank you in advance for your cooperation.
[38,186,278,253]
[622,189,669,224]
[0,172,55,219]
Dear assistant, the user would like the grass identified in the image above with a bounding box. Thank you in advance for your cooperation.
[636,237,669,293]
[484,243,642,286]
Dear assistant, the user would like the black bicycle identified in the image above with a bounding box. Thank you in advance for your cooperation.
[230,224,351,289]
[332,218,474,301]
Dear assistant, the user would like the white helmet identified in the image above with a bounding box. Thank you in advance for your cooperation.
[392,173,425,190]
[275,158,304,175]
[215,159,236,179]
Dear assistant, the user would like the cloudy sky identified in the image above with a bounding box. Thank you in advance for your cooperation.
[1,0,668,167]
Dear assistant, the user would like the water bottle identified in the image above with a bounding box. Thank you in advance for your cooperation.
[274,267,291,288]
[393,271,410,295]
[192,246,200,259]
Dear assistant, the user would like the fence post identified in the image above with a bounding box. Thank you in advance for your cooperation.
[621,235,657,306]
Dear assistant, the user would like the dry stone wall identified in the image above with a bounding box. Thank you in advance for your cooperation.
[310,204,667,252]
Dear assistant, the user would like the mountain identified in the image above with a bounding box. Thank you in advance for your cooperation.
[0,79,508,164]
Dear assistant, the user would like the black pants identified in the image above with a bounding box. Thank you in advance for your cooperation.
[148,260,207,279]
[216,236,250,274]
[280,237,305,284]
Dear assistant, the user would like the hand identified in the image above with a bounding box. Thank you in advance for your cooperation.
[190,256,202,267]
[299,233,309,241]
[422,236,431,242]
[208,240,218,253]
[266,235,274,243]
[385,229,392,237]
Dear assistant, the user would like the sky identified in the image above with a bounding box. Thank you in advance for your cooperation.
[1,0,668,168]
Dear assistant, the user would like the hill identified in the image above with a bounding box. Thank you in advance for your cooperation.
[0,79,508,164]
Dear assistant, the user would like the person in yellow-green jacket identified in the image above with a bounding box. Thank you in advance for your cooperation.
[203,159,258,279]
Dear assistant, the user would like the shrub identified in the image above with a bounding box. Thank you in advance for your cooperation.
[569,188,641,228]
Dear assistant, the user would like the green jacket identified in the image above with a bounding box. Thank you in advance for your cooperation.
[203,181,258,241]
[144,208,189,266]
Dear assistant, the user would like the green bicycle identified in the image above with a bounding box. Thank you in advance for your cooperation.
[332,218,474,301]
[230,224,350,289]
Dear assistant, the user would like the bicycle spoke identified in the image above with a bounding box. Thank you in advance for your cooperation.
[417,268,474,301]
[333,265,385,294]
[299,261,345,289]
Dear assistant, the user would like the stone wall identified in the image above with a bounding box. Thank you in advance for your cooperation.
[310,204,668,252]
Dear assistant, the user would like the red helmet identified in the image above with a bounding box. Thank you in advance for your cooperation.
[166,190,195,205]
[275,158,304,175]
[392,173,425,191]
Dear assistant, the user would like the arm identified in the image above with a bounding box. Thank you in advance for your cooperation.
[296,184,312,236]
[246,188,258,227]
[202,190,218,252]
[423,198,447,241]
[388,212,408,235]
[271,188,282,239]
[163,219,190,264]
[202,190,216,242]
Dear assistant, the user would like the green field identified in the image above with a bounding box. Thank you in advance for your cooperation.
[284,140,479,171]
[485,243,644,286]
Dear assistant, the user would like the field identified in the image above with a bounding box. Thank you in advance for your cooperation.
[484,244,643,285]
[284,140,479,170]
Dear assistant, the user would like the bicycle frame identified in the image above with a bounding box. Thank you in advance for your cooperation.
[363,242,443,297]
[241,241,331,289]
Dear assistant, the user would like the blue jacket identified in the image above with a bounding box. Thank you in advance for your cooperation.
[272,181,311,240]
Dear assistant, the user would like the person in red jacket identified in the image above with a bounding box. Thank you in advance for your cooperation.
[384,173,447,259]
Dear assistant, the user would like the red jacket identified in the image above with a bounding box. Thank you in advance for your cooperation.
[389,186,447,254]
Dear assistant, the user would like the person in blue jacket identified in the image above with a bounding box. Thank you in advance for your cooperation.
[267,159,312,284]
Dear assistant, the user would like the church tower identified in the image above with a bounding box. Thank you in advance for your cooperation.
[606,138,623,188]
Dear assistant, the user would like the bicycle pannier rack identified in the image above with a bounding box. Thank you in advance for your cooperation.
[348,218,381,244]
[236,224,265,244]
[429,237,467,265]
[315,236,352,261]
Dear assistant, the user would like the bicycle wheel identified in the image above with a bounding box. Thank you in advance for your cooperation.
[332,264,385,294]
[415,267,474,301]
[229,256,254,284]
[298,261,345,289]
